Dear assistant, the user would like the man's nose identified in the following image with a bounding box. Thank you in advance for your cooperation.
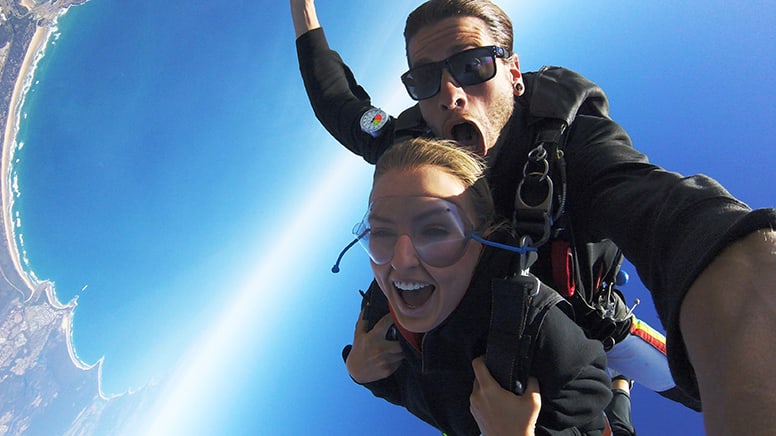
[391,235,420,270]
[438,68,466,110]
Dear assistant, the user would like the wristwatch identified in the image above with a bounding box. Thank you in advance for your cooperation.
[360,107,389,138]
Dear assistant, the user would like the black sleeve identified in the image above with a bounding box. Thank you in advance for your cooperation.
[357,371,405,407]
[563,115,776,398]
[532,306,612,435]
[295,28,396,164]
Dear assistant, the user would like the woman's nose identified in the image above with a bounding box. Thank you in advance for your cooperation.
[390,235,420,270]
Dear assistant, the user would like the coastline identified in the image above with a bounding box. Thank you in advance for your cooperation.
[0,23,52,300]
[0,0,90,304]
[0,0,113,402]
[0,4,164,432]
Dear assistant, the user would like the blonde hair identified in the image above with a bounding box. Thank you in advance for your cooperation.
[374,137,495,232]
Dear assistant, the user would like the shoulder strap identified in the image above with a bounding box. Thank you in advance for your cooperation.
[513,67,637,350]
[526,66,610,124]
[486,274,570,395]
[514,67,611,247]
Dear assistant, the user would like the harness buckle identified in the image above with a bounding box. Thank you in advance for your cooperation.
[514,143,555,247]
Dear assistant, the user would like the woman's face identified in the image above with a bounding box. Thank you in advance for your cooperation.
[368,165,482,333]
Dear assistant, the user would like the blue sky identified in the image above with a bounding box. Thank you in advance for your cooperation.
[11,0,774,434]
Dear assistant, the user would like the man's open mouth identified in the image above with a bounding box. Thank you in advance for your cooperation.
[450,122,484,154]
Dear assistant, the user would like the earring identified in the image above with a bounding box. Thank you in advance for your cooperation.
[515,82,524,93]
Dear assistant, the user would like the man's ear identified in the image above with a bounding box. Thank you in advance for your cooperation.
[507,54,524,96]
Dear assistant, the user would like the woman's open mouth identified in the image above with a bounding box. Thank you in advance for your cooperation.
[393,280,435,309]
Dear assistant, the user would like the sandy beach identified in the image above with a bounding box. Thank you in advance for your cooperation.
[0,23,53,299]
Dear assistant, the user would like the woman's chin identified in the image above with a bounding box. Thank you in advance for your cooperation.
[395,298,440,333]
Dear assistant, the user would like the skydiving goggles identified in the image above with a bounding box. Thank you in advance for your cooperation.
[401,46,511,101]
[331,196,535,273]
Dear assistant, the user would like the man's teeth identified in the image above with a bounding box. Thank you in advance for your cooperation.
[393,281,429,291]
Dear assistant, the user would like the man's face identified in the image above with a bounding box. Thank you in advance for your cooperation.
[407,16,522,155]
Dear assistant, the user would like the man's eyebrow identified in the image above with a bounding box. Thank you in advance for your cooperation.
[409,56,439,68]
[410,44,479,68]
[449,43,474,53]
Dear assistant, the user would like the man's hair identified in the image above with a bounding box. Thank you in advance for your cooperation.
[373,137,494,231]
[404,0,514,60]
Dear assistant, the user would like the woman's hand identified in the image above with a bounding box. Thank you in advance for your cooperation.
[470,356,541,436]
[346,310,404,383]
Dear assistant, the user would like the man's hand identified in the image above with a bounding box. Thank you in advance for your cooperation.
[290,0,321,38]
[345,310,404,383]
[470,356,541,436]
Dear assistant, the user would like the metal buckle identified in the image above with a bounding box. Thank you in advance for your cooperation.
[514,143,554,247]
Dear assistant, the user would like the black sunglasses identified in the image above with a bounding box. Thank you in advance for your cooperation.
[401,46,511,101]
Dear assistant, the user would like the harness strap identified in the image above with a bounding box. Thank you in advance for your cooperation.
[513,125,565,248]
[486,274,567,395]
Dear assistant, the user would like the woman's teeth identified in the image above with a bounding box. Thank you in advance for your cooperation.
[393,281,435,308]
[393,280,429,290]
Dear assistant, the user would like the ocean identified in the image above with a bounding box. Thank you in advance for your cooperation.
[9,0,333,396]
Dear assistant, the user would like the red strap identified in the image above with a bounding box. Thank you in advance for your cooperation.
[551,240,575,297]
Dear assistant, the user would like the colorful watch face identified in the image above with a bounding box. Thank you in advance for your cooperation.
[360,107,389,137]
